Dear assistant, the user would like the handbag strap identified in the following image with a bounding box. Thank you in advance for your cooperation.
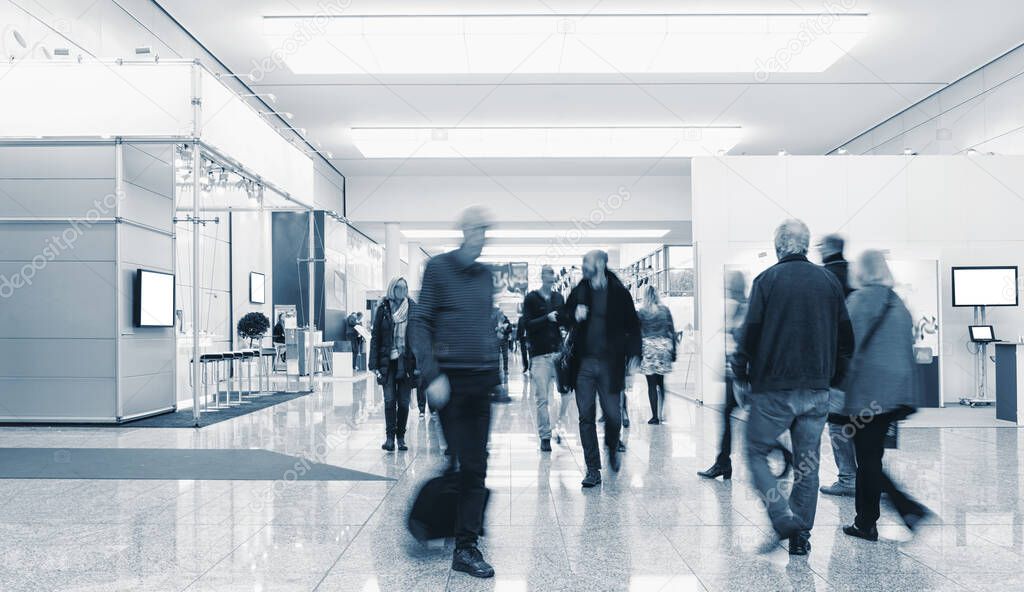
[857,290,896,353]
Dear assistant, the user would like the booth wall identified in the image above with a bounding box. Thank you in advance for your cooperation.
[837,43,1024,156]
[693,155,1024,406]
[230,211,274,349]
[119,143,176,418]
[0,145,118,420]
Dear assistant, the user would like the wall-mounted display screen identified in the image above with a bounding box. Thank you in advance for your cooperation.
[250,272,266,304]
[952,266,1019,307]
[135,269,175,327]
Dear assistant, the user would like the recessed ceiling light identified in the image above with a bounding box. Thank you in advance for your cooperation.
[263,13,869,75]
[351,127,741,158]
[402,228,671,239]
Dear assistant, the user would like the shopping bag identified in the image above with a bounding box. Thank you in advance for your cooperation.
[407,472,490,542]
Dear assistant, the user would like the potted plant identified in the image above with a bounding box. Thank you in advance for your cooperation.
[237,311,270,348]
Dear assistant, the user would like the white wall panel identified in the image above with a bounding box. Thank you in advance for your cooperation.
[0,339,115,378]
[0,145,114,178]
[0,261,116,339]
[0,179,116,217]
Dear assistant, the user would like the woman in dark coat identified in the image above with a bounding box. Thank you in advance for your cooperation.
[841,250,932,541]
[369,277,417,452]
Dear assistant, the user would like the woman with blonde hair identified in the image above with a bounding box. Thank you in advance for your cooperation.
[369,276,417,451]
[638,284,676,424]
[841,250,932,541]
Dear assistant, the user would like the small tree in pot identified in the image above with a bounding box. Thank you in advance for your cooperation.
[237,312,270,348]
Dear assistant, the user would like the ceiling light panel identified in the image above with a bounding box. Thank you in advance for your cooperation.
[263,13,869,75]
[351,127,741,158]
[402,229,671,239]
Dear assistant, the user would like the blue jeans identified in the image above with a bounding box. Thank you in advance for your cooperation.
[828,422,858,488]
[746,388,829,536]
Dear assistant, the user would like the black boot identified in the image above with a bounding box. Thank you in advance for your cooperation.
[397,437,408,451]
[697,462,732,480]
[382,436,395,451]
[452,547,494,578]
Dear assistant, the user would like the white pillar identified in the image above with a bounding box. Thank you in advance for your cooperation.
[384,222,402,285]
[407,241,424,293]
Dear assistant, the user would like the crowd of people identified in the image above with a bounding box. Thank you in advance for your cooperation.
[364,207,931,579]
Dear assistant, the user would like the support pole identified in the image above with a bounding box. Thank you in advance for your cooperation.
[191,63,203,427]
[308,210,316,385]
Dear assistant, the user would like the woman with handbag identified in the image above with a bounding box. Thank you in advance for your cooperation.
[369,277,417,452]
[841,251,933,541]
[638,285,676,424]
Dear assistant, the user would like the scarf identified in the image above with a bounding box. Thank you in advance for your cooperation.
[390,297,409,359]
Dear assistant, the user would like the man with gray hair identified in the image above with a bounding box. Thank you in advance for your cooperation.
[732,219,855,555]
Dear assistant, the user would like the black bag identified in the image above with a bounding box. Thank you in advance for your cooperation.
[407,472,490,542]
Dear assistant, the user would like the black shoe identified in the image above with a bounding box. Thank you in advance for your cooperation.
[697,463,732,480]
[540,438,552,452]
[756,516,802,555]
[397,437,408,451]
[902,507,934,533]
[789,532,812,555]
[452,547,494,579]
[616,441,626,453]
[622,417,631,428]
[382,437,395,452]
[608,447,621,472]
[581,469,602,488]
[842,524,879,542]
[648,417,660,425]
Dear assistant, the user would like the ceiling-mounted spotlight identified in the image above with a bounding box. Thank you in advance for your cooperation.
[777,149,788,156]
[966,148,979,156]
[837,148,848,155]
[53,47,71,57]
[261,111,294,120]
[903,148,916,156]
[12,29,27,48]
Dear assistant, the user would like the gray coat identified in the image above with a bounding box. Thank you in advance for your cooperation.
[842,285,918,416]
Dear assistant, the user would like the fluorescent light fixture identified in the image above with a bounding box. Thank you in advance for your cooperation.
[403,228,670,239]
[352,127,741,158]
[452,245,606,257]
[262,13,869,75]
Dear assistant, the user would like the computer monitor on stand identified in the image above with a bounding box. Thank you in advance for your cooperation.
[953,266,1019,407]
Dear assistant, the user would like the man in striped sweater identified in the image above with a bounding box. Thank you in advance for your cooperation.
[411,206,500,579]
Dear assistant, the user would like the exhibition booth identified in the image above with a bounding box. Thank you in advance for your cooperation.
[0,60,355,424]
[692,155,1024,423]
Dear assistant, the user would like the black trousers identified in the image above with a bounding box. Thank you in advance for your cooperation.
[438,369,497,548]
[852,411,922,529]
[716,378,740,465]
[520,340,530,371]
[646,374,665,419]
[415,385,429,413]
[382,360,412,437]
[576,357,621,470]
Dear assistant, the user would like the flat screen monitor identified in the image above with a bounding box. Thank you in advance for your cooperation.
[249,272,266,304]
[952,266,1019,307]
[135,269,175,327]
[969,325,996,342]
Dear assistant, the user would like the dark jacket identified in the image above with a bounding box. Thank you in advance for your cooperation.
[842,286,918,415]
[732,254,855,394]
[410,250,500,387]
[368,298,417,379]
[823,253,854,297]
[523,289,565,357]
[560,270,642,393]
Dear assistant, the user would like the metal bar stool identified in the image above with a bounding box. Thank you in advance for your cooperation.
[231,352,246,404]
[243,349,258,398]
[260,348,276,392]
[198,353,224,409]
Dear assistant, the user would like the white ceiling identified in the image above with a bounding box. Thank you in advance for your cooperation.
[159,0,1024,178]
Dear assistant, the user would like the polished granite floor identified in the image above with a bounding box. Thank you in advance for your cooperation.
[0,366,1022,591]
